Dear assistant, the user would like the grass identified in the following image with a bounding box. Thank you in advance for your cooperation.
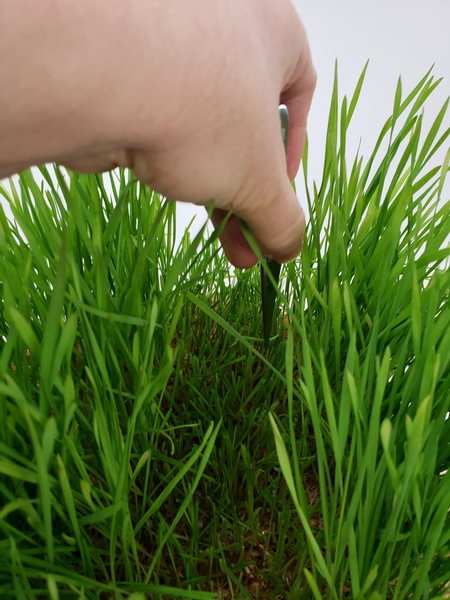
[0,64,450,599]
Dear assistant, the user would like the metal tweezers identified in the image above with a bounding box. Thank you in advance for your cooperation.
[261,105,289,347]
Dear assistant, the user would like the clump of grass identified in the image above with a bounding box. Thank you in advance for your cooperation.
[0,65,449,599]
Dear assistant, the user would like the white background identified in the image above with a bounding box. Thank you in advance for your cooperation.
[2,0,450,238]
[297,0,450,184]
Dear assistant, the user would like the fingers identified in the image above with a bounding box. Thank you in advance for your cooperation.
[61,149,134,174]
[61,156,117,174]
[283,90,315,182]
[53,0,315,272]
[210,209,258,270]
[212,69,314,269]
[211,159,306,269]
[281,37,317,181]
[214,9,314,268]
[236,179,305,267]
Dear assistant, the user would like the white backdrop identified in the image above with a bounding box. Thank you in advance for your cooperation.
[297,0,450,184]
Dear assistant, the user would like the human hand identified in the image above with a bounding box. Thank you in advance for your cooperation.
[0,0,316,268]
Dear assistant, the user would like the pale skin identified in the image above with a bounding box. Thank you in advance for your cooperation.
[0,0,316,269]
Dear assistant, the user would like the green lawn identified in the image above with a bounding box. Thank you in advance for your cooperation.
[1,66,450,599]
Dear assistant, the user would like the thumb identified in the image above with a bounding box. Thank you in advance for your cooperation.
[210,177,305,270]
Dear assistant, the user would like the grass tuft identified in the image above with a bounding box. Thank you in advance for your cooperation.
[0,67,450,599]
